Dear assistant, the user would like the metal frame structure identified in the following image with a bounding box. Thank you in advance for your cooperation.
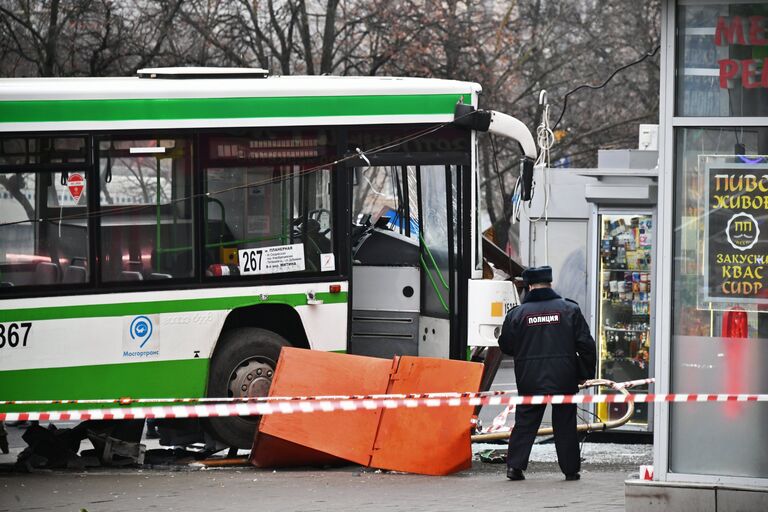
[655,0,768,487]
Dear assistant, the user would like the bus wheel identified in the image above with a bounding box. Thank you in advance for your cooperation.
[203,327,289,449]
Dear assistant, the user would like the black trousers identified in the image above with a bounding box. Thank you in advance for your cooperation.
[506,403,580,475]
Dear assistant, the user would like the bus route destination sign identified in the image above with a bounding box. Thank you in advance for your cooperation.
[705,163,768,304]
[238,243,306,276]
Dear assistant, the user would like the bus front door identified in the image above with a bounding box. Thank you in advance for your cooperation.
[348,163,468,361]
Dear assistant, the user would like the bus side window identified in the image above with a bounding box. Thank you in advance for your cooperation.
[201,131,335,278]
[0,136,90,289]
[98,137,195,283]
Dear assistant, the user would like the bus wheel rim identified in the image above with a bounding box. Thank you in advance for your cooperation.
[228,358,275,402]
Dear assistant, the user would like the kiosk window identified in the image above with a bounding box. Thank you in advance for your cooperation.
[671,126,768,478]
[676,3,768,117]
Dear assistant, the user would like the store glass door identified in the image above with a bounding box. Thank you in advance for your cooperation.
[596,212,653,427]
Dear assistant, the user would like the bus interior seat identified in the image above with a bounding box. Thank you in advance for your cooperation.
[62,265,87,283]
[149,273,172,279]
[125,260,143,272]
[0,282,13,287]
[34,262,61,285]
[120,271,144,281]
[71,256,88,267]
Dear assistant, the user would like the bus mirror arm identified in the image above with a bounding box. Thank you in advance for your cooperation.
[520,157,534,201]
[453,104,537,162]
[454,105,536,200]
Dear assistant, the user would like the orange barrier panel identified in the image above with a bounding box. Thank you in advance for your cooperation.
[250,348,391,467]
[250,348,483,475]
[372,356,483,475]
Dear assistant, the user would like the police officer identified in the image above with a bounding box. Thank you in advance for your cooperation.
[498,265,596,481]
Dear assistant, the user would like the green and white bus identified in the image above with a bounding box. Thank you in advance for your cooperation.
[0,68,536,448]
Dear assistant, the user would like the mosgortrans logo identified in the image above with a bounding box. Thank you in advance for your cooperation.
[122,314,160,357]
[726,212,760,251]
[130,315,153,347]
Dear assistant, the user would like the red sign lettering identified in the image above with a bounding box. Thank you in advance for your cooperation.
[715,16,746,46]
[750,16,767,45]
[715,16,768,90]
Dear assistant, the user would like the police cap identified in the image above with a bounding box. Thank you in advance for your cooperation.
[522,265,553,285]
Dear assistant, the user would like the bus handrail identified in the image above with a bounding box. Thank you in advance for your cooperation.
[419,234,449,290]
[420,254,449,313]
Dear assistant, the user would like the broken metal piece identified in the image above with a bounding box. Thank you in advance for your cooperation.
[87,431,146,466]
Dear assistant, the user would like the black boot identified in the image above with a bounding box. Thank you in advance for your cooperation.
[506,467,525,481]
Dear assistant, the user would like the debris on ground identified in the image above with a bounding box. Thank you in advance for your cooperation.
[16,423,90,471]
[476,449,507,464]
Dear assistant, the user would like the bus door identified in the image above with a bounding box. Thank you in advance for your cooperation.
[347,144,470,361]
[417,164,468,360]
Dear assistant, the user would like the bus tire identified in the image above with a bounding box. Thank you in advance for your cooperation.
[203,327,289,449]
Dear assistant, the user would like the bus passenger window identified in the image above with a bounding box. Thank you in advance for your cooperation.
[98,137,194,282]
[0,136,90,289]
[202,131,335,277]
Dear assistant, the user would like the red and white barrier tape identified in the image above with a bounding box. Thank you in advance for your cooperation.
[482,378,655,434]
[2,392,767,423]
[486,404,515,433]
[0,391,575,407]
[0,378,658,407]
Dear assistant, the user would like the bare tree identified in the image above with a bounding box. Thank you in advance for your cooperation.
[0,173,35,221]
[0,0,662,259]
[0,0,188,77]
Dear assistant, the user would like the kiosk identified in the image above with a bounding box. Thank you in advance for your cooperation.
[625,2,768,508]
[519,146,658,432]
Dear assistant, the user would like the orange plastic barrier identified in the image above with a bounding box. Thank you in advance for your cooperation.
[251,348,391,467]
[250,348,483,475]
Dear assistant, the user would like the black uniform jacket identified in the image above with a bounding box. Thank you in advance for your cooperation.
[498,287,597,395]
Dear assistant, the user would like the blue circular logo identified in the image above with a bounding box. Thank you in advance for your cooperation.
[130,316,153,348]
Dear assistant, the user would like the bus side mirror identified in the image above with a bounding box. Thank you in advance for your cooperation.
[520,158,535,201]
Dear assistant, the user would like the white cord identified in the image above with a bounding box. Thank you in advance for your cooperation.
[512,102,555,265]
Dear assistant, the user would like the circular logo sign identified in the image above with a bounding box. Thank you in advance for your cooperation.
[66,173,85,205]
[129,315,154,348]
[726,212,760,251]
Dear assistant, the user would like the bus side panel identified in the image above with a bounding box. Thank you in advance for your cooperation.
[0,312,226,411]
[294,301,348,352]
[0,283,348,410]
[0,359,210,413]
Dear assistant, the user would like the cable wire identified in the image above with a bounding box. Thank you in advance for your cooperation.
[552,45,661,131]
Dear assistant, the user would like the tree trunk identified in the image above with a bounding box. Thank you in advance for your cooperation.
[297,0,315,74]
[42,0,60,76]
[319,0,339,74]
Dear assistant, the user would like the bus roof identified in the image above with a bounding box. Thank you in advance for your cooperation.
[0,75,481,101]
[0,75,481,132]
